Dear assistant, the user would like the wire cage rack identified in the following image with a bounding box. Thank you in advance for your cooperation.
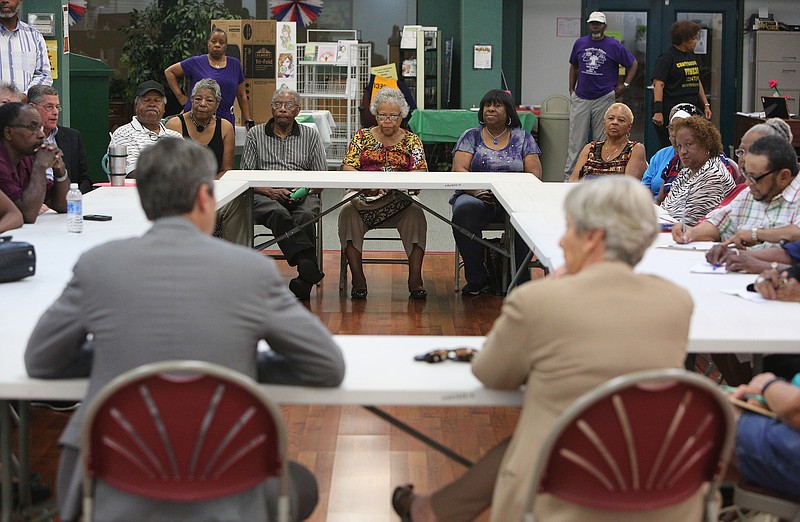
[297,41,372,168]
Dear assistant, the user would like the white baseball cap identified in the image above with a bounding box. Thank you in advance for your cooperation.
[587,11,606,24]
[670,110,692,123]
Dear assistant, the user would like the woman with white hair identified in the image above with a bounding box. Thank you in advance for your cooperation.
[338,87,428,299]
[393,177,695,522]
[166,78,234,178]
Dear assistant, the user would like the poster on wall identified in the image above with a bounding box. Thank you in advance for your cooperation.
[473,44,492,70]
[695,28,708,54]
[276,21,297,91]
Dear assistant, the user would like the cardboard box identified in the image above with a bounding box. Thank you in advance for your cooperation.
[212,19,297,124]
[248,79,277,123]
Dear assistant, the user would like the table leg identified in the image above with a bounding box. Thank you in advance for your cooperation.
[245,188,254,247]
[17,402,29,510]
[363,406,473,468]
[1,401,12,522]
[506,250,533,294]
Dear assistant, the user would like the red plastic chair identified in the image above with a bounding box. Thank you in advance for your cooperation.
[80,360,289,522]
[521,369,735,522]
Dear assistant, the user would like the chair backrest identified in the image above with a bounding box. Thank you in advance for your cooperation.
[523,369,735,518]
[80,360,288,511]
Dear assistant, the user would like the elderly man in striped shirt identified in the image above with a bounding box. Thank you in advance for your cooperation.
[0,0,51,93]
[241,85,327,300]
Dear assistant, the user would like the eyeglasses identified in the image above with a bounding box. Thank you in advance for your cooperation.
[271,101,297,110]
[376,113,401,122]
[734,148,746,158]
[10,122,44,133]
[743,168,777,184]
[414,348,477,364]
[32,103,60,112]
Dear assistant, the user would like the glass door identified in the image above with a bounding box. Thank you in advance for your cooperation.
[585,0,739,155]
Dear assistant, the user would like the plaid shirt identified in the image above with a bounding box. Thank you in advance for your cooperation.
[705,174,800,247]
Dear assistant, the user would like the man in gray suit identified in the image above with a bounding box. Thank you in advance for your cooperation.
[25,138,345,521]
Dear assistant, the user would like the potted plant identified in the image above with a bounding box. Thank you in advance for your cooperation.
[120,0,239,109]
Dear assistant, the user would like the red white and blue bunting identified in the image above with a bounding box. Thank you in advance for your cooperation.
[269,0,323,28]
[67,0,87,25]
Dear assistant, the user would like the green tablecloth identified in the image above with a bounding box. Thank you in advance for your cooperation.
[408,109,537,143]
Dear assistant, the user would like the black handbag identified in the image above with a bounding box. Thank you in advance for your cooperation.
[0,236,36,283]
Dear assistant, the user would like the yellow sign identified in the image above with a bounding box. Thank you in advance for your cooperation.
[46,40,58,80]
[370,63,398,80]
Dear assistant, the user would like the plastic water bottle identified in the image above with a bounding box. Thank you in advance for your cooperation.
[67,183,83,234]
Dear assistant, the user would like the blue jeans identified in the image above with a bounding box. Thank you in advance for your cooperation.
[736,412,800,501]
[450,192,530,286]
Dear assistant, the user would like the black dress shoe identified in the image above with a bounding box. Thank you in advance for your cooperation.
[289,277,313,300]
[391,484,414,521]
[297,258,324,284]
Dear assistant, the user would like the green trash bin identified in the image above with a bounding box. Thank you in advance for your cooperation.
[69,54,112,185]
[538,95,570,182]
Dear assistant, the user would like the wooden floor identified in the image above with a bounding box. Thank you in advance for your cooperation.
[27,251,520,521]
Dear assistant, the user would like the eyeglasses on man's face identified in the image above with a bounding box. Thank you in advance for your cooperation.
[743,168,777,184]
[32,103,60,112]
[376,113,401,122]
[271,101,297,110]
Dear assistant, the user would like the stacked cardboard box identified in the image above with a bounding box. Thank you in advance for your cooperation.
[211,19,297,125]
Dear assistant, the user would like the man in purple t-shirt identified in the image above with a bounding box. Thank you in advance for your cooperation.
[564,11,637,180]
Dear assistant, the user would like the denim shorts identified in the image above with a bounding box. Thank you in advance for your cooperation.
[736,412,800,500]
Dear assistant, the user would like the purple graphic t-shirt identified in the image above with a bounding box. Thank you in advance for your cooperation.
[569,35,635,100]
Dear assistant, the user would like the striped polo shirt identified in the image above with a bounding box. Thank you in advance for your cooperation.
[240,119,327,172]
[109,117,183,174]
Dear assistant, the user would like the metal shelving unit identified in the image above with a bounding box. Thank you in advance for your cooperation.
[297,39,372,168]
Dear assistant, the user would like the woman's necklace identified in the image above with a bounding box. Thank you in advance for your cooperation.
[208,56,226,69]
[602,140,624,161]
[485,126,508,145]
[189,112,214,133]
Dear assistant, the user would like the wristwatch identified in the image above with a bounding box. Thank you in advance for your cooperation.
[54,171,69,183]
[751,228,759,244]
[623,82,630,90]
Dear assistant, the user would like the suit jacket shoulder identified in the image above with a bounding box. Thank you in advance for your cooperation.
[55,126,92,193]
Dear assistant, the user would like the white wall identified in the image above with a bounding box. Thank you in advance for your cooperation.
[520,0,581,106]
[352,0,416,62]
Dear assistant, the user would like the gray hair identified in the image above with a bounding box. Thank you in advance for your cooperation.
[747,118,794,144]
[370,87,409,118]
[136,138,216,220]
[191,78,222,103]
[272,84,301,106]
[0,82,22,103]
[564,176,658,266]
[26,84,58,104]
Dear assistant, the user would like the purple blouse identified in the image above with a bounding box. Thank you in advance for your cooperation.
[180,55,246,125]
[452,126,541,172]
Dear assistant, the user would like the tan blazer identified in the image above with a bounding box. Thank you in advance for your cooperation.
[472,260,696,522]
